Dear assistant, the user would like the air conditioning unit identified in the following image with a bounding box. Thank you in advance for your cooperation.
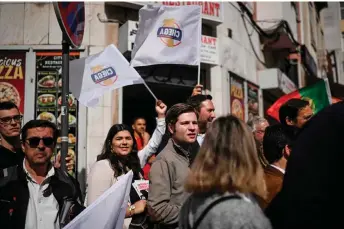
[118,20,139,54]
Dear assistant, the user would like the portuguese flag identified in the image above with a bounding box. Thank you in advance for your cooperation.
[267,80,332,122]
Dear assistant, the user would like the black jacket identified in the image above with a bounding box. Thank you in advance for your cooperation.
[0,146,24,169]
[0,164,84,229]
[265,101,344,229]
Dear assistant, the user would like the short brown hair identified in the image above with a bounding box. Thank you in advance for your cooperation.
[165,103,198,126]
[185,115,266,198]
[186,94,213,112]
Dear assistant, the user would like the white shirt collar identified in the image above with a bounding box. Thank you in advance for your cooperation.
[23,159,55,183]
[270,164,285,174]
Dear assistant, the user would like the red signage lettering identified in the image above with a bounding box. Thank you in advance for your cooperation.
[161,1,220,17]
[202,36,216,46]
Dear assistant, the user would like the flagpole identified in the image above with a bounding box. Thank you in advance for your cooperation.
[142,80,158,101]
[197,62,201,85]
[129,65,158,101]
[197,6,202,85]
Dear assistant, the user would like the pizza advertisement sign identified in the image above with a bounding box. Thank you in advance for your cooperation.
[247,83,259,121]
[230,74,245,121]
[0,52,26,114]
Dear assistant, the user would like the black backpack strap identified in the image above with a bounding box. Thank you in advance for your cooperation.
[187,195,241,229]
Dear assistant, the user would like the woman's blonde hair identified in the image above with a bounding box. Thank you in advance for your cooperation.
[185,115,266,198]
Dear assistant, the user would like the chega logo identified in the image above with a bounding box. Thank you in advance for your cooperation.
[90,65,118,86]
[157,19,182,47]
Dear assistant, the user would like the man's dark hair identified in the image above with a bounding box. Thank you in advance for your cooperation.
[21,120,59,143]
[0,101,19,112]
[186,94,212,112]
[279,99,309,125]
[263,124,292,164]
[132,117,146,125]
[166,103,198,127]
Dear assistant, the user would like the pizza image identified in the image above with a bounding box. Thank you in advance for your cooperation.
[0,82,20,107]
[231,98,244,120]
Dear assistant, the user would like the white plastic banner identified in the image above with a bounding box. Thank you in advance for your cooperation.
[131,4,202,67]
[70,44,144,107]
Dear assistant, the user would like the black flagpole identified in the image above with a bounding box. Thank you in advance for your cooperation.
[60,35,70,173]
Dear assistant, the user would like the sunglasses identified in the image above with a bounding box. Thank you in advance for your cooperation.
[0,115,22,124]
[25,137,55,148]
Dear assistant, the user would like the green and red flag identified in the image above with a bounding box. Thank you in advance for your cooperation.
[267,79,332,121]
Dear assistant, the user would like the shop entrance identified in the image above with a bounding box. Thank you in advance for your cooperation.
[123,83,192,134]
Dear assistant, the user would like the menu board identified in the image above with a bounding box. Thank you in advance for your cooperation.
[247,83,259,121]
[35,52,80,176]
[0,52,26,113]
[230,75,245,121]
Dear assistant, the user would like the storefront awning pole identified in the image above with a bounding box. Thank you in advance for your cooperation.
[60,36,70,173]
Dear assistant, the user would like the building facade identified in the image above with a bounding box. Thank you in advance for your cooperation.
[0,2,334,191]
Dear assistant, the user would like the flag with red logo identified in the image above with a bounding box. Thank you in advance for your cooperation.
[69,44,144,107]
[131,4,202,67]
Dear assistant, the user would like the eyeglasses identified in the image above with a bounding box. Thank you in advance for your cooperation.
[0,115,22,124]
[25,137,55,148]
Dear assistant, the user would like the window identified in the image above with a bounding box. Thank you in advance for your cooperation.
[341,2,344,19]
[202,24,216,37]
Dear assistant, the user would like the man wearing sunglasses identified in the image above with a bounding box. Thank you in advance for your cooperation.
[0,120,84,229]
[0,101,74,172]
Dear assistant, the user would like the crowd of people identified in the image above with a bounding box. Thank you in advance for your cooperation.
[0,83,341,229]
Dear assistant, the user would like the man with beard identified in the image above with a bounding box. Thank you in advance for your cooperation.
[132,117,150,151]
[0,101,74,172]
[148,103,199,229]
[247,116,270,168]
[0,120,84,229]
[186,94,215,145]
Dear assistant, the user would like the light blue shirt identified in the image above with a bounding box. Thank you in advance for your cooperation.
[197,134,205,146]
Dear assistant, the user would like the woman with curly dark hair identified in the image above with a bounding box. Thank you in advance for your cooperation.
[86,101,167,229]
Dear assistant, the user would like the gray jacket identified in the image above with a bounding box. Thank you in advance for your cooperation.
[179,192,272,229]
[148,139,191,229]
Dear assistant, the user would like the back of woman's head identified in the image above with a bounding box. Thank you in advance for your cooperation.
[185,115,266,198]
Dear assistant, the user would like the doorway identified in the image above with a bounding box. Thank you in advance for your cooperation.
[123,83,192,134]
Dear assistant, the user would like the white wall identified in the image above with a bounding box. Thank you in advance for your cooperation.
[0,2,113,175]
[256,2,297,39]
[219,2,260,84]
[209,2,261,117]
[322,2,342,51]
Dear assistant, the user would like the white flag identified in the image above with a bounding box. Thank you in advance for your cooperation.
[63,171,133,229]
[131,4,202,67]
[70,44,144,107]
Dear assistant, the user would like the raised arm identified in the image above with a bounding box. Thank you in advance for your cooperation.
[138,100,167,168]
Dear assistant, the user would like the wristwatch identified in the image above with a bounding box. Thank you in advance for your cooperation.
[129,205,136,216]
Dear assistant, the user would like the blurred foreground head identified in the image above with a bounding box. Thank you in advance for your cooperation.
[266,101,344,229]
[185,115,266,198]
